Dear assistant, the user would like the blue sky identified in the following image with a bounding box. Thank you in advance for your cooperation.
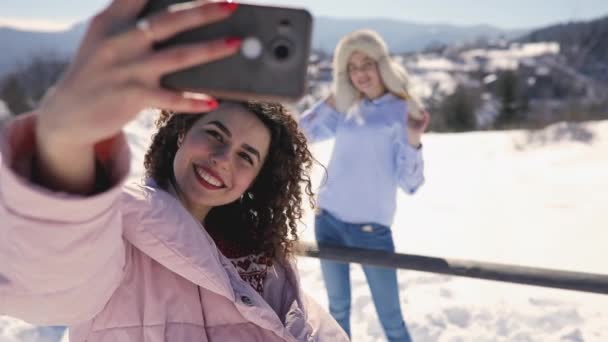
[2,0,608,31]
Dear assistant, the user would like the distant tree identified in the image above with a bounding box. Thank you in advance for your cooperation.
[0,74,29,115]
[0,52,69,115]
[422,41,448,55]
[439,85,479,132]
[494,70,528,128]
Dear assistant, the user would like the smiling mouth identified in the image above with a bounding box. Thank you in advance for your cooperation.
[357,80,371,88]
[193,164,226,190]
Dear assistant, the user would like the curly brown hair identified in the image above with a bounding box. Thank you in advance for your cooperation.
[143,101,315,261]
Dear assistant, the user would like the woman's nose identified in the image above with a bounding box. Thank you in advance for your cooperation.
[210,147,231,170]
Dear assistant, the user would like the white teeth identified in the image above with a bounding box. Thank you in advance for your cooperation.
[195,166,223,187]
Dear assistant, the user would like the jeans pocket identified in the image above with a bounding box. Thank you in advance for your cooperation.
[356,224,394,251]
[315,210,345,244]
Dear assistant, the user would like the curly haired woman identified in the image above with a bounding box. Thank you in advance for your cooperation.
[145,103,315,295]
[0,1,348,341]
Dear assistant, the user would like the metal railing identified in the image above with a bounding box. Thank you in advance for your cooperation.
[297,242,608,295]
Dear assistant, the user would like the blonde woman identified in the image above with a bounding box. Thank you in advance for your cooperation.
[299,29,430,342]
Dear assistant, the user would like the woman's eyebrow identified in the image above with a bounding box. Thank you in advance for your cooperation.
[242,144,261,162]
[205,121,261,162]
[206,121,231,137]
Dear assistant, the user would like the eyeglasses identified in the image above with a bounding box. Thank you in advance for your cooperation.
[347,60,376,74]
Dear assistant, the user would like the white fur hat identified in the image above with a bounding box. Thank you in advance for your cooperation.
[331,29,424,119]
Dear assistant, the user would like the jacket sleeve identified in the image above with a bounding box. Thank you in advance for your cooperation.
[274,260,349,341]
[302,293,350,342]
[393,118,425,195]
[298,100,341,143]
[0,114,130,325]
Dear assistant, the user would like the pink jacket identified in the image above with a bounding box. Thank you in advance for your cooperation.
[0,114,349,342]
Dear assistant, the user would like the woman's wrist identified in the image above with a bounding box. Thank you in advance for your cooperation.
[34,115,97,194]
[408,133,422,148]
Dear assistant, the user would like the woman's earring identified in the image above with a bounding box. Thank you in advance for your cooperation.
[240,191,254,203]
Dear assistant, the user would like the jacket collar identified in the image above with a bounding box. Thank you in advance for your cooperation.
[362,92,398,106]
[120,180,307,311]
[120,180,309,340]
[121,181,236,300]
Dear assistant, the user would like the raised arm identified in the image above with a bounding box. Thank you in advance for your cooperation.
[298,95,342,143]
[0,114,130,325]
[394,106,430,194]
[0,0,241,324]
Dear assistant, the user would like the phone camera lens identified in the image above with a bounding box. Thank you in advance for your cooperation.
[272,39,293,61]
[274,44,290,60]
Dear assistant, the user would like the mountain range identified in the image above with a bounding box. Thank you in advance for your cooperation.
[0,23,86,77]
[520,15,608,81]
[0,17,524,76]
[312,17,526,53]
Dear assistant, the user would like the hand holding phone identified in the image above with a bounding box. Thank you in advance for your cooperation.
[33,0,240,194]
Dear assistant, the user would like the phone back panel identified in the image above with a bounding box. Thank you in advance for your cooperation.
[139,1,313,101]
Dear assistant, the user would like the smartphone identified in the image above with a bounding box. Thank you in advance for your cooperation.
[138,1,313,102]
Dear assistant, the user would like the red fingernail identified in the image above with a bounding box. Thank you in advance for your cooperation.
[219,1,238,13]
[205,99,219,110]
[224,36,242,48]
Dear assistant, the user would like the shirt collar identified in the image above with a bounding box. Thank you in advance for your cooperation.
[362,92,397,106]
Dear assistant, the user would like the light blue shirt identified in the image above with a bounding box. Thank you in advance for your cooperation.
[299,93,425,227]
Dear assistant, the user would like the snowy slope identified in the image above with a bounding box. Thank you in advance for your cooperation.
[298,119,608,341]
[0,100,10,121]
[1,112,607,341]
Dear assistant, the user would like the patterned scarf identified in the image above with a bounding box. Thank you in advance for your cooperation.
[227,254,273,295]
[205,224,273,296]
[164,181,272,295]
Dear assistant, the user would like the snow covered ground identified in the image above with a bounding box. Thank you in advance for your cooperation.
[1,111,607,341]
[298,119,608,342]
[0,100,10,122]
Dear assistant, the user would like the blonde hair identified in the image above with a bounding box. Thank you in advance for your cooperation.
[332,29,424,119]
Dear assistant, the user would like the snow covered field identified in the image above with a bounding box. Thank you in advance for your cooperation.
[298,119,608,341]
[0,101,10,122]
[1,111,607,341]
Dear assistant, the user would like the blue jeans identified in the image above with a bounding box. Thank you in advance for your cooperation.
[315,209,413,342]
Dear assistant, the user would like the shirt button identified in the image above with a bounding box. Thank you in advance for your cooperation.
[240,295,254,306]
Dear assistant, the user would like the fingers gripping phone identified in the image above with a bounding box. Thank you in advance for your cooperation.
[138,1,313,102]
